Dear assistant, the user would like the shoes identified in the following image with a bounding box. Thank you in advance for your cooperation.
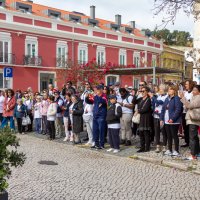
[73,141,82,145]
[63,137,68,142]
[164,150,172,156]
[91,145,98,149]
[125,140,131,146]
[185,155,197,160]
[107,148,114,152]
[162,146,167,152]
[155,145,160,153]
[113,149,120,153]
[120,139,126,145]
[137,149,145,153]
[97,146,105,150]
[181,144,189,148]
[172,151,180,157]
[83,137,89,142]
[21,132,25,135]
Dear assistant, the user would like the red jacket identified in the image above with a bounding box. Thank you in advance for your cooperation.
[3,97,16,117]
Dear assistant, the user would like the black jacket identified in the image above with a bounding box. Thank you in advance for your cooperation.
[106,103,122,124]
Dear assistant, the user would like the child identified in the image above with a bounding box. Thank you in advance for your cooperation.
[47,95,57,140]
[34,95,42,134]
[106,95,122,153]
[14,99,27,134]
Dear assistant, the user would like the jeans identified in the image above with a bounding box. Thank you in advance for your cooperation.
[164,124,179,152]
[35,118,42,134]
[16,118,23,133]
[108,128,120,150]
[47,120,55,139]
[42,115,48,134]
[1,116,15,130]
[93,117,106,147]
[154,118,161,145]
[182,113,189,145]
[189,124,200,156]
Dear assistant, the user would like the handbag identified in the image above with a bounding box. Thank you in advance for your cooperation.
[189,108,200,121]
[132,98,148,124]
[22,111,31,126]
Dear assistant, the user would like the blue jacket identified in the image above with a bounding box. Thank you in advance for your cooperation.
[160,95,183,123]
[14,104,27,118]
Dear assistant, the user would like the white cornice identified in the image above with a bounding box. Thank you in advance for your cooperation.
[0,8,163,48]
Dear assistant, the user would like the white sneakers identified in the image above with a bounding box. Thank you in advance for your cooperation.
[63,137,69,142]
[172,151,180,157]
[107,148,120,153]
[164,150,180,157]
[107,148,114,152]
[164,150,172,156]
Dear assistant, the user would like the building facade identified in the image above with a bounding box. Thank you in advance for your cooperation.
[0,0,163,91]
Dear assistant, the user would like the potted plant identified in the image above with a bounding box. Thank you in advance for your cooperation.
[0,127,26,200]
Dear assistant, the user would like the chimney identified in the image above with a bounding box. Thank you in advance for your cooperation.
[115,14,121,26]
[90,5,95,19]
[130,21,135,29]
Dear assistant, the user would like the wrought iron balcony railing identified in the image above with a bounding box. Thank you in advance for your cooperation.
[23,55,42,66]
[0,53,16,64]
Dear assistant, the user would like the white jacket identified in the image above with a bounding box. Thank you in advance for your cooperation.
[47,103,57,121]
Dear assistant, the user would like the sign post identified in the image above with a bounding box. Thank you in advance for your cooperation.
[4,67,13,78]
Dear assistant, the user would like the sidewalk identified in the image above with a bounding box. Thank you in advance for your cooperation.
[26,132,200,175]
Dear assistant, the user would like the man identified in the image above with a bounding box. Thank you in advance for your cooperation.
[54,90,64,138]
[86,85,107,149]
[66,81,76,95]
[114,81,121,102]
[81,82,93,107]
[118,88,134,146]
[48,84,54,96]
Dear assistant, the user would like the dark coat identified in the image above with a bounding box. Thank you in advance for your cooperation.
[106,103,122,124]
[137,97,152,131]
[14,104,27,118]
[160,95,183,123]
[72,100,84,134]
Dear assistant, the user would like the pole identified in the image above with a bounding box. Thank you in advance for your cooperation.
[153,66,156,85]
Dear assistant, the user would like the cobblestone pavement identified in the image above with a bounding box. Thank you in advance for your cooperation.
[8,134,200,200]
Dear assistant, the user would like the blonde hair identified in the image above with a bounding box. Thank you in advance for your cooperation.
[168,85,178,96]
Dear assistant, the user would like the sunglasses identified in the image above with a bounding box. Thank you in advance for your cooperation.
[139,84,144,86]
[141,90,146,93]
[85,83,89,85]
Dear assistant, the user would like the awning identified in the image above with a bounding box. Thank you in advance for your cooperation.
[105,67,182,75]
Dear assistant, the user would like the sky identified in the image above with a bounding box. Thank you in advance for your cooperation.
[33,0,195,36]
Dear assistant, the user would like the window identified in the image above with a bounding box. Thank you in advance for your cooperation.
[78,43,88,64]
[106,75,119,86]
[0,70,13,89]
[96,46,105,66]
[119,49,127,66]
[25,36,38,57]
[152,55,157,67]
[133,78,139,89]
[0,32,11,64]
[133,52,140,68]
[56,41,68,67]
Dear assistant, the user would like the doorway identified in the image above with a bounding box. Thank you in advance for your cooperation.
[39,72,55,92]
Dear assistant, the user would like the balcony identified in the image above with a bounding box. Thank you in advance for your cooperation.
[23,55,42,66]
[56,56,67,68]
[0,53,16,64]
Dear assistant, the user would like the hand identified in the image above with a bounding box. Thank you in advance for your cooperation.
[160,121,164,127]
[178,91,184,99]
[168,119,173,123]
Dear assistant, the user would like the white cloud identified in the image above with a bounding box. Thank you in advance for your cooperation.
[33,0,195,35]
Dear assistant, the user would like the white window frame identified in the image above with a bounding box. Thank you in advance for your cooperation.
[96,46,106,66]
[78,43,88,64]
[152,55,157,67]
[0,69,13,89]
[0,32,12,64]
[133,77,140,89]
[119,49,127,66]
[105,74,119,86]
[56,41,68,67]
[133,52,141,68]
[25,36,38,57]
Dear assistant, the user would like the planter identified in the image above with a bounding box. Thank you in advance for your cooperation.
[0,190,8,200]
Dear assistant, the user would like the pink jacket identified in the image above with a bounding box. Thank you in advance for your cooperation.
[41,99,49,116]
[3,97,16,117]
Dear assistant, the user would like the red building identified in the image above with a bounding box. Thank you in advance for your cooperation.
[0,0,163,91]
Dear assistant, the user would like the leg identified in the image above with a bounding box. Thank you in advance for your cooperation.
[189,125,199,156]
[16,118,22,133]
[1,117,8,129]
[120,115,126,141]
[123,113,133,143]
[154,118,160,145]
[182,113,189,145]
[28,113,33,132]
[108,128,114,149]
[139,131,145,151]
[171,125,179,152]
[93,118,99,147]
[165,125,172,152]
[144,130,151,151]
[88,116,93,144]
[112,128,120,150]
[98,117,106,148]
[63,117,70,138]
[47,121,52,139]
[162,125,168,147]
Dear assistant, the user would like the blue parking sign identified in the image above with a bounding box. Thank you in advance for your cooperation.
[4,67,13,78]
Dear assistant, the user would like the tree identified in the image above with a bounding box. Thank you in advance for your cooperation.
[154,0,200,26]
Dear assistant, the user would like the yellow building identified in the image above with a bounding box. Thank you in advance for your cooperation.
[160,45,193,83]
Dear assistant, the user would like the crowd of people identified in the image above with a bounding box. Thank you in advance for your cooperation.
[0,79,200,160]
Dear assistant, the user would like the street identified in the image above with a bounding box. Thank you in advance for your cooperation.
[8,135,200,200]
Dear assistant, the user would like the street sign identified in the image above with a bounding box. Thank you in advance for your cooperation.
[4,67,13,78]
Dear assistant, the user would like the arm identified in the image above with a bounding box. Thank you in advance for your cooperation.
[160,100,166,121]
[116,106,122,118]
[181,96,200,109]
[138,98,152,114]
[171,96,183,122]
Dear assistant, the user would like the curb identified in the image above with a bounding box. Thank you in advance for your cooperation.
[162,160,188,171]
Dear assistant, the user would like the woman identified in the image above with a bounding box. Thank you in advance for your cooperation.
[14,99,27,134]
[160,85,183,157]
[152,84,168,153]
[63,93,73,142]
[180,85,200,160]
[41,93,49,135]
[136,86,152,153]
[1,89,16,131]
[47,95,57,140]
[0,90,5,123]
[70,95,84,144]
[33,96,42,134]
[181,80,195,148]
